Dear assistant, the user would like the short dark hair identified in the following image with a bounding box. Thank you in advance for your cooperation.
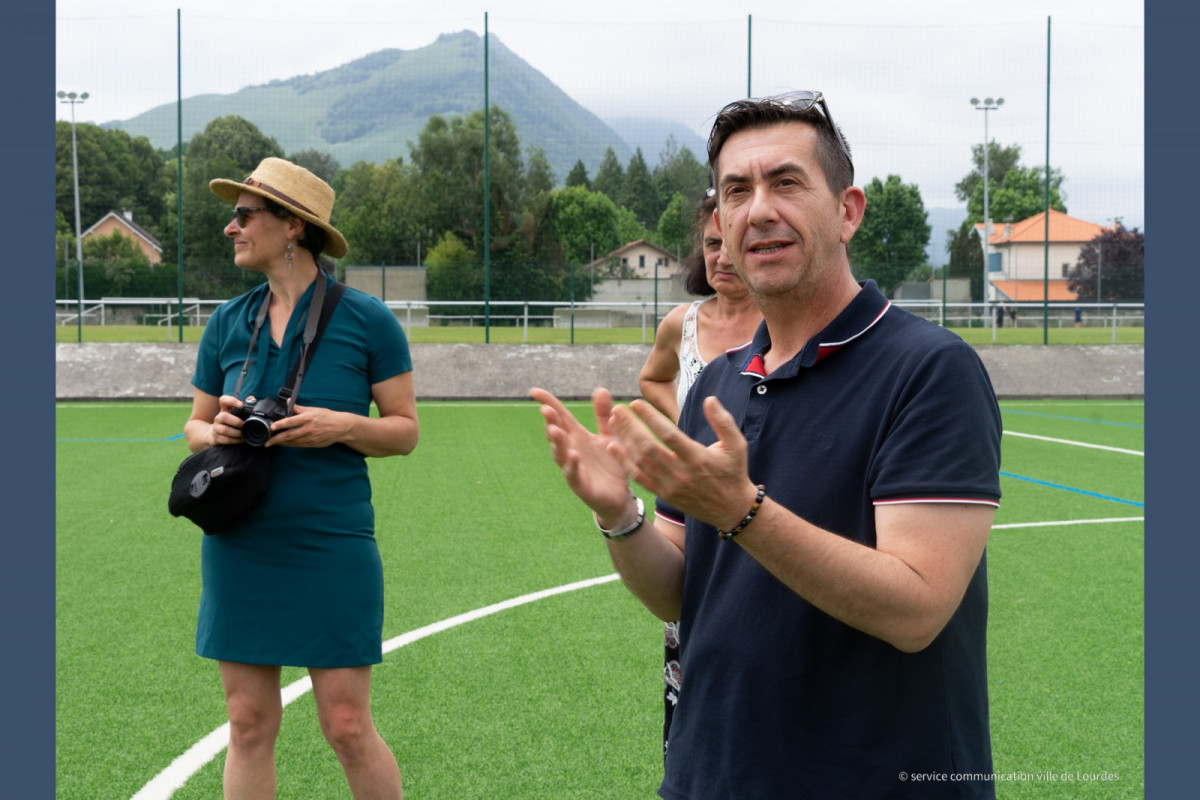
[707,97,854,196]
[682,193,718,297]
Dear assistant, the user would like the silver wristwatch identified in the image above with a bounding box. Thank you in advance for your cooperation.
[594,496,645,540]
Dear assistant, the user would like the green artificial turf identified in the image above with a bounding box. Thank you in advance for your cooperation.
[55,399,1143,798]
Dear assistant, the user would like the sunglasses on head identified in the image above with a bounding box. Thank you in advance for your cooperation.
[712,90,854,181]
[230,206,269,228]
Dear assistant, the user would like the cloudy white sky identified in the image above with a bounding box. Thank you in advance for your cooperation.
[56,0,1144,232]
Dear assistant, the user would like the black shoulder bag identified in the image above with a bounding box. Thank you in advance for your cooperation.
[169,271,346,534]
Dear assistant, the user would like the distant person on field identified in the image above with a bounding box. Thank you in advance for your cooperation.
[184,157,418,799]
[532,90,1002,798]
[1075,307,1083,327]
[637,190,762,756]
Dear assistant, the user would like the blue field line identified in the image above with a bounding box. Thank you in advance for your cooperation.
[58,437,178,443]
[999,471,1144,507]
[56,434,186,443]
[999,409,1143,429]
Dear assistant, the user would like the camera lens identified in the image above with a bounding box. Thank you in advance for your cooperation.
[241,417,273,447]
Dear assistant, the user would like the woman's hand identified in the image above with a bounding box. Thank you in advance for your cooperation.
[207,395,248,446]
[264,403,351,449]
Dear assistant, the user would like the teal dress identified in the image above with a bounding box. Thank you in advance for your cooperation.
[191,277,412,667]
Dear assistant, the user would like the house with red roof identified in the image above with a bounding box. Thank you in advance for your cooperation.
[585,239,680,280]
[81,210,164,265]
[975,209,1105,302]
[974,208,1104,302]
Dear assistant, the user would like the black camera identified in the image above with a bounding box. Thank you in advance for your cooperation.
[230,395,290,446]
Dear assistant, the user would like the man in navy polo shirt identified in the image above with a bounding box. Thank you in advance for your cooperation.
[532,92,1001,798]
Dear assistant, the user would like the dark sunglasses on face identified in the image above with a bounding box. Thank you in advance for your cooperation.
[711,90,855,181]
[230,206,269,228]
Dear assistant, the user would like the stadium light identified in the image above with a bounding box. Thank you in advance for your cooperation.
[970,96,1003,334]
[58,90,89,343]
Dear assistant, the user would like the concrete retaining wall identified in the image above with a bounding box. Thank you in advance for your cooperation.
[56,342,1144,401]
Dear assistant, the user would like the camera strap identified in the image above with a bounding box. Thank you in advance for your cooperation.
[232,269,346,411]
[279,269,346,414]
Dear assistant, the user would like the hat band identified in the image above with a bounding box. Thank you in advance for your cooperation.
[243,177,318,217]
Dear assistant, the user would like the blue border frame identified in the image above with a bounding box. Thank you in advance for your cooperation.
[1145,1,1195,795]
[5,2,54,794]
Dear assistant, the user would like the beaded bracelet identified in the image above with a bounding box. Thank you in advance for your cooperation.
[717,485,767,539]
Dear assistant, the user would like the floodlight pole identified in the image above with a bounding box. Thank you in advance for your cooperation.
[970,97,1003,336]
[58,90,89,343]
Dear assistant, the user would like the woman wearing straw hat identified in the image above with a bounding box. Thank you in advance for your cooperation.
[183,157,418,798]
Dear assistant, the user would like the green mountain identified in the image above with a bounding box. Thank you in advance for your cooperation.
[106,31,634,184]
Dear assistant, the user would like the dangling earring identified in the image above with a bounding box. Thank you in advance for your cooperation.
[286,241,294,275]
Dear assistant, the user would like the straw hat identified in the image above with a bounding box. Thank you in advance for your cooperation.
[210,157,348,258]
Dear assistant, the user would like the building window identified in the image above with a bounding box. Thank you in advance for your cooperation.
[639,255,646,270]
[1062,263,1070,278]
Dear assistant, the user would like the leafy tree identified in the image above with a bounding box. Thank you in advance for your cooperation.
[849,174,931,296]
[946,220,984,301]
[84,230,150,293]
[592,146,624,204]
[59,231,174,299]
[1068,223,1144,301]
[620,148,657,227]
[408,107,525,252]
[954,141,1023,206]
[653,137,709,220]
[332,158,422,265]
[615,207,650,249]
[288,148,342,184]
[187,115,286,168]
[566,159,591,189]
[547,185,621,267]
[523,147,556,212]
[55,122,169,237]
[424,231,482,304]
[967,165,1066,225]
[654,192,692,258]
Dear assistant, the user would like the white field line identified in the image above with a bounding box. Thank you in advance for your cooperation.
[130,573,621,800]
[1003,429,1143,456]
[993,516,1143,530]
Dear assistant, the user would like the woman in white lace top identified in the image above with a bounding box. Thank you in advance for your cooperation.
[638,194,762,422]
[636,192,762,758]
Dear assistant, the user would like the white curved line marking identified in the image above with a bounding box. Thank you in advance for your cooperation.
[130,574,622,800]
[131,510,1146,799]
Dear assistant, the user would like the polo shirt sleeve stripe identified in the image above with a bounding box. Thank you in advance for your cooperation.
[874,496,1001,508]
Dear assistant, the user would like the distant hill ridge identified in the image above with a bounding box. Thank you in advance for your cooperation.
[107,31,706,183]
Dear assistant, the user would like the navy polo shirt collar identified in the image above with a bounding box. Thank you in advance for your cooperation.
[731,280,891,378]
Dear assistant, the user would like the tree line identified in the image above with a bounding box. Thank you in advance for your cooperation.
[55,112,1141,304]
[54,110,709,304]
